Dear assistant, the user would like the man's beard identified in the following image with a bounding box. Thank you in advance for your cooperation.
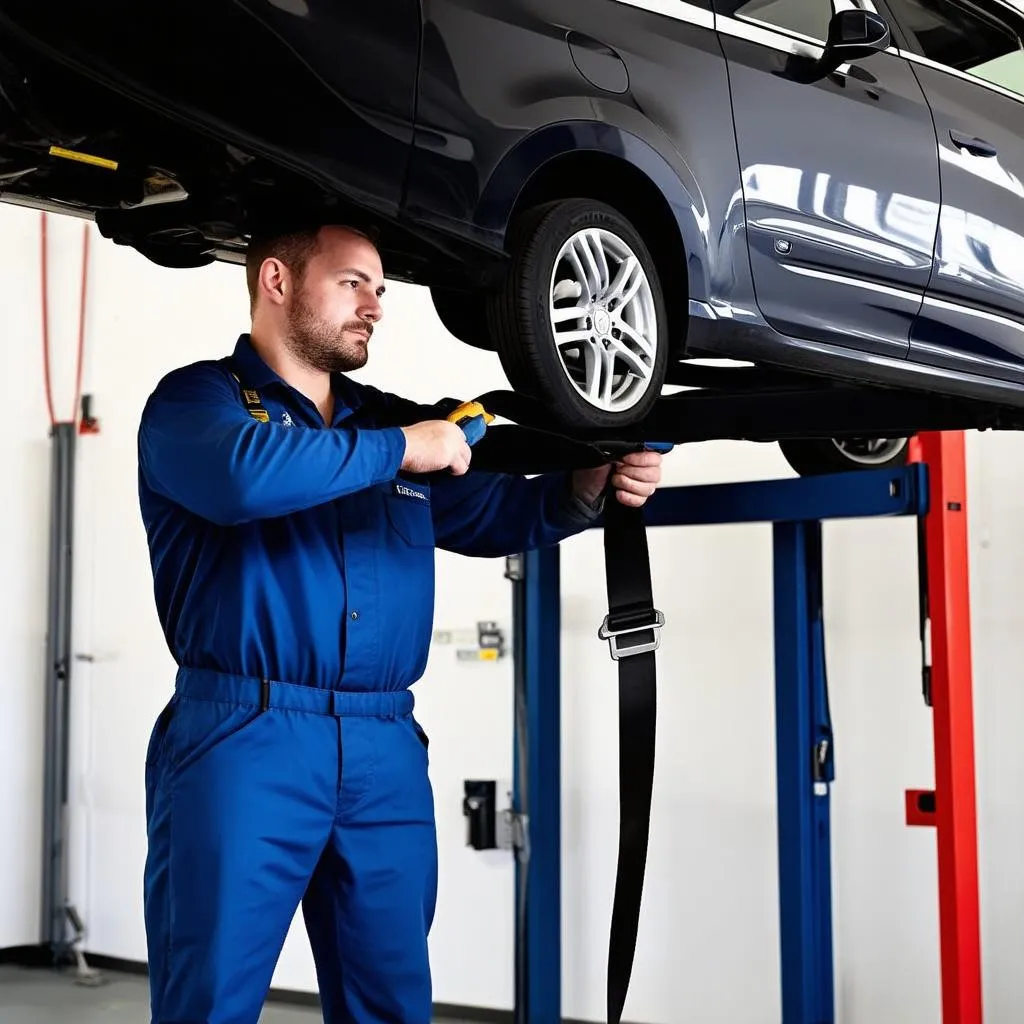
[284,294,372,373]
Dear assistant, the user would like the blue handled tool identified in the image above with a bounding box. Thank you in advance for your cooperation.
[446,400,495,446]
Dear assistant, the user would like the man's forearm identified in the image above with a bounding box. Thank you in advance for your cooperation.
[431,470,601,557]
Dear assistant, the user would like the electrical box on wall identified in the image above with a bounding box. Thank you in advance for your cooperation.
[432,621,507,661]
[462,778,513,851]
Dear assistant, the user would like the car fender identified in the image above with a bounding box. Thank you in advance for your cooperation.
[473,116,712,304]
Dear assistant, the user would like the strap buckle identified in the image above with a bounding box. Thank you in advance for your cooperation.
[598,607,665,661]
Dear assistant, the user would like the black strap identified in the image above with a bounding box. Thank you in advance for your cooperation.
[476,386,661,1022]
[466,388,669,475]
[600,495,660,1024]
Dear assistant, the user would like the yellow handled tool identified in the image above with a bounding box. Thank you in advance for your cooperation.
[446,401,494,445]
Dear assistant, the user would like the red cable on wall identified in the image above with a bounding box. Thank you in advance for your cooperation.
[40,211,91,429]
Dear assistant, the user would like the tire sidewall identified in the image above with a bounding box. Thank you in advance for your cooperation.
[779,436,911,476]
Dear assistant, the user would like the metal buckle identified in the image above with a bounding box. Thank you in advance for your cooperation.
[598,608,665,661]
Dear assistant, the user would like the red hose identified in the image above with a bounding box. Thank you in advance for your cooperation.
[40,211,89,428]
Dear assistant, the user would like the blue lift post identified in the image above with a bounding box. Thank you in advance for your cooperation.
[507,462,930,1024]
[507,545,563,1024]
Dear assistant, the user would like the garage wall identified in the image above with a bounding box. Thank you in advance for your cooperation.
[2,204,1024,1022]
[0,205,53,948]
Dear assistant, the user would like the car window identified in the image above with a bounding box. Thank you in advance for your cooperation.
[731,0,835,41]
[888,0,1024,96]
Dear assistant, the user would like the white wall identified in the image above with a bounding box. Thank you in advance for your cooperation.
[0,205,53,948]
[2,203,1024,1022]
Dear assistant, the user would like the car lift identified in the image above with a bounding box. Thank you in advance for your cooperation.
[504,430,982,1024]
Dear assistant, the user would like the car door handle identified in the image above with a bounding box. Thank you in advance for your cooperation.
[950,129,997,157]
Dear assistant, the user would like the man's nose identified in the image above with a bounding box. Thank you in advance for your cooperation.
[360,299,382,322]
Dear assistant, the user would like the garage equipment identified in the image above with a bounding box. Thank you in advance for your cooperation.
[500,430,982,1024]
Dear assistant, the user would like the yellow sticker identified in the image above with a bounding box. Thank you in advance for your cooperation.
[48,146,119,171]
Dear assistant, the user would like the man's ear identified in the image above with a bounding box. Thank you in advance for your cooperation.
[258,257,289,306]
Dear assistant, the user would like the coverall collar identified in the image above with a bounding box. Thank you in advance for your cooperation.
[230,333,368,422]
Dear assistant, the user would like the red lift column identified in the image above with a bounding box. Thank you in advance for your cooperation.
[906,430,984,1024]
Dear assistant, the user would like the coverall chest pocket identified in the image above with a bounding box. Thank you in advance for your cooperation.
[382,479,435,548]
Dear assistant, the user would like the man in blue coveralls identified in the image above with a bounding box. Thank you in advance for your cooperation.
[136,222,663,1024]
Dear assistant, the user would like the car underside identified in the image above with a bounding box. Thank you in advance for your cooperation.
[0,5,493,283]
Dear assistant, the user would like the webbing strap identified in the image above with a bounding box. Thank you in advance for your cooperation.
[471,389,660,1024]
[600,496,660,1024]
[466,389,669,475]
[224,358,270,423]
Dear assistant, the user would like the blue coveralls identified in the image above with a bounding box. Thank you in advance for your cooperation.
[137,334,600,1024]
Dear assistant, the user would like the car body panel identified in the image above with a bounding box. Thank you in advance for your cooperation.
[228,0,422,214]
[872,0,1024,385]
[904,63,1024,383]
[715,5,941,361]
[407,0,753,316]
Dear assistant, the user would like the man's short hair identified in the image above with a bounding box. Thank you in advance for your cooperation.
[245,226,319,309]
[244,218,380,310]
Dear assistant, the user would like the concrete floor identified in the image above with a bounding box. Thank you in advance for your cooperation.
[0,964,322,1024]
[0,964,485,1023]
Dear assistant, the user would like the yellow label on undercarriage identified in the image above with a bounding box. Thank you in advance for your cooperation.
[48,146,119,171]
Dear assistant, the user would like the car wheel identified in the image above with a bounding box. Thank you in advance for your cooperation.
[778,436,911,476]
[487,199,669,431]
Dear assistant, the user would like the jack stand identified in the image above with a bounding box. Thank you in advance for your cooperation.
[65,905,105,987]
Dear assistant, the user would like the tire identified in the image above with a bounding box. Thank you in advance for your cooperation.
[486,199,670,431]
[778,436,911,476]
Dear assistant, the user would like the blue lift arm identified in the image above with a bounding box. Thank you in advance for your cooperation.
[506,463,929,1024]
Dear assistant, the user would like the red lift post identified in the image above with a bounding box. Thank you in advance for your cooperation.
[906,430,984,1024]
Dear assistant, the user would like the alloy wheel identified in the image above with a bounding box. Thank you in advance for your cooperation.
[547,227,659,413]
[831,436,909,464]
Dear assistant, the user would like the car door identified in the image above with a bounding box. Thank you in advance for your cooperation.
[715,0,942,359]
[882,0,1024,382]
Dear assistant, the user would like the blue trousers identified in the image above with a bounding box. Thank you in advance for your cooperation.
[143,668,437,1024]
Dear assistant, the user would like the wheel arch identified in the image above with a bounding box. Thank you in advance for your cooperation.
[474,121,709,355]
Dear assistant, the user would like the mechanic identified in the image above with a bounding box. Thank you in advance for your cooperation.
[135,220,663,1024]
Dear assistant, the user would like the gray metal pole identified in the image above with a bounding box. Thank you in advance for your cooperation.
[40,421,76,961]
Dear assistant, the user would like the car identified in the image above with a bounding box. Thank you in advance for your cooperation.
[3,0,1024,475]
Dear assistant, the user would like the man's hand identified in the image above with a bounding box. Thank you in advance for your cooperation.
[572,450,663,508]
[401,421,472,475]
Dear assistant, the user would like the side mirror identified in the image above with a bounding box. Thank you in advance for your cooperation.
[822,8,891,62]
[782,8,890,83]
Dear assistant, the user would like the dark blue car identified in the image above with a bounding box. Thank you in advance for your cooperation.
[2,0,1023,473]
